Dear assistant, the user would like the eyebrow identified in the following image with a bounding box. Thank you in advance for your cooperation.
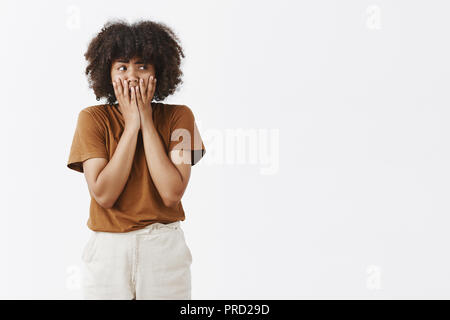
[116,59,145,64]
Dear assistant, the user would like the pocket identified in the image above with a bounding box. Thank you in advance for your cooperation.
[177,228,193,264]
[81,232,99,263]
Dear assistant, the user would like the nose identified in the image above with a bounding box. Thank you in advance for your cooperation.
[125,70,139,87]
[127,79,139,87]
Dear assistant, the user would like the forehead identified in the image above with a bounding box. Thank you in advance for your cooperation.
[112,56,146,64]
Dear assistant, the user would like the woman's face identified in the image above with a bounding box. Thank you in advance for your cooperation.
[110,56,156,91]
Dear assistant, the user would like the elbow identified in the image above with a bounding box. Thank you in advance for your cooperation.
[162,192,181,209]
[97,198,114,210]
[100,200,114,210]
[90,180,116,209]
[95,193,115,209]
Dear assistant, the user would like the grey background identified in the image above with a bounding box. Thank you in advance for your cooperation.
[0,0,448,299]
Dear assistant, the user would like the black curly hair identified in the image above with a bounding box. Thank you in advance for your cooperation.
[84,18,185,105]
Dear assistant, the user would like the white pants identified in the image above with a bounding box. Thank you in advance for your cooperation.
[81,221,192,300]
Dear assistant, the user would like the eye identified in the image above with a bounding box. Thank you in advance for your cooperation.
[117,65,145,71]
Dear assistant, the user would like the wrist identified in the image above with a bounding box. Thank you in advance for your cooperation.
[141,112,154,127]
[124,123,140,134]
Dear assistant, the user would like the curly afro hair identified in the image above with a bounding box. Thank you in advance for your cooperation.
[84,18,185,105]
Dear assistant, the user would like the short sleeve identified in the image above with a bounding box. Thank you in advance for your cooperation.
[168,105,206,166]
[67,109,108,173]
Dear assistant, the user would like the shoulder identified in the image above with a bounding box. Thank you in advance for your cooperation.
[156,103,194,124]
[166,104,194,119]
[159,103,191,113]
[77,104,112,126]
[80,104,110,117]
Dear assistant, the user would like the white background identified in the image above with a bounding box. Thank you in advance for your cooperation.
[0,0,449,299]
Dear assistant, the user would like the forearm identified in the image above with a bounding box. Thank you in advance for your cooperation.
[141,118,183,207]
[95,126,140,208]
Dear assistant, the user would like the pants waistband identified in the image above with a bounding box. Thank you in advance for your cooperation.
[96,221,181,236]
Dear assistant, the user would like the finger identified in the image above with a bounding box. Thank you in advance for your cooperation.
[133,87,140,107]
[123,79,129,102]
[146,75,153,98]
[135,85,143,107]
[116,79,124,98]
[150,76,157,99]
[115,78,120,92]
[134,84,138,99]
[113,79,122,104]
[138,78,146,102]
[112,79,118,96]
[130,86,136,105]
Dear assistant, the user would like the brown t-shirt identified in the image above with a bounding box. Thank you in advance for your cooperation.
[67,102,206,232]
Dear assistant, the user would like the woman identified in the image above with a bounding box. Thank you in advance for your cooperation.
[66,19,206,300]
